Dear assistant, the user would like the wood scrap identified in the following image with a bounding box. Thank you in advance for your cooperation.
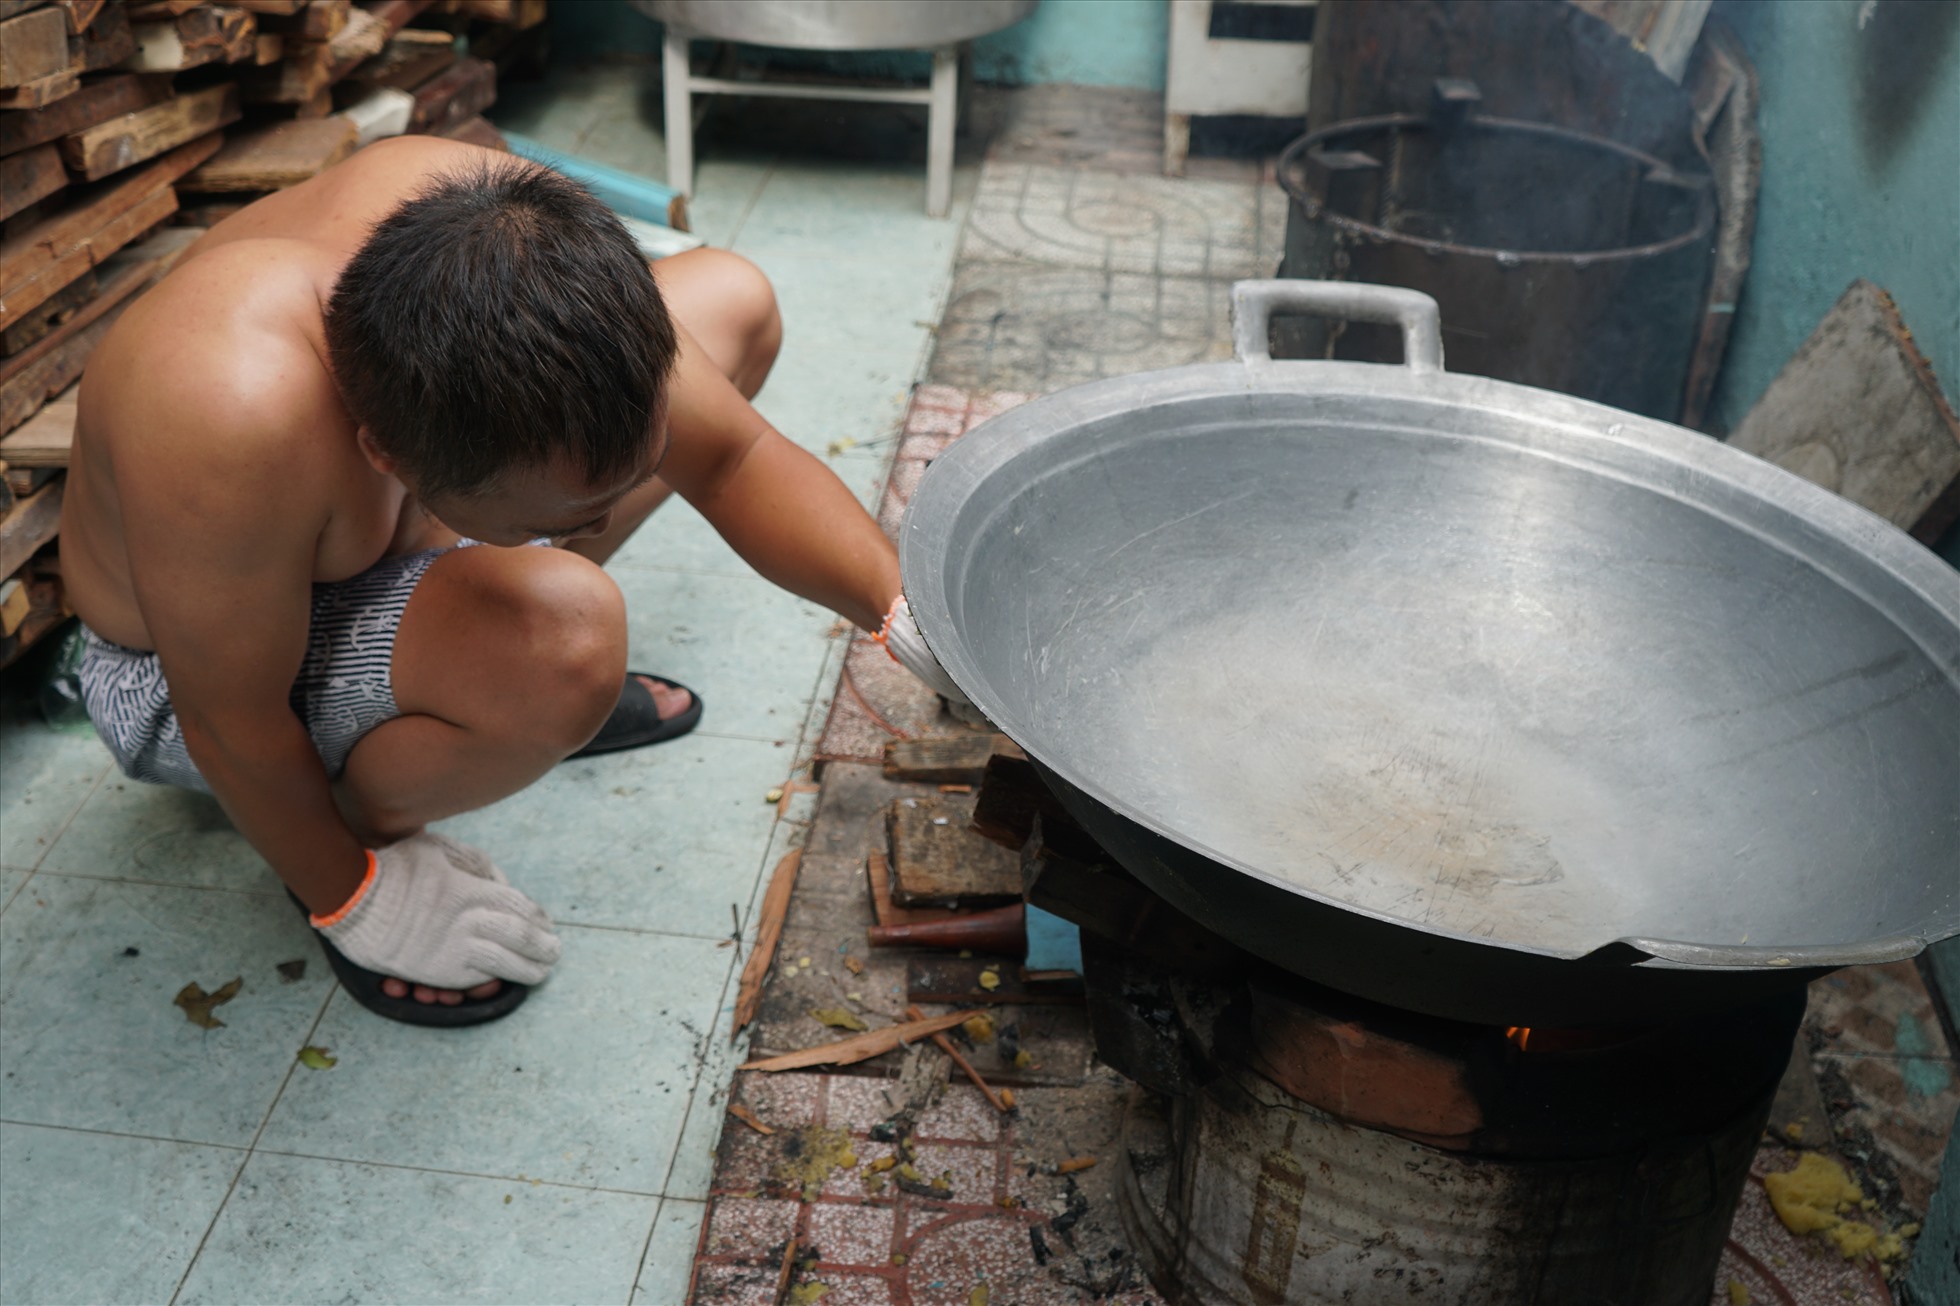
[182,115,354,191]
[0,576,29,636]
[739,1009,982,1072]
[321,5,389,72]
[251,31,283,63]
[887,794,1022,906]
[342,27,454,92]
[970,750,1105,863]
[1729,280,1960,544]
[58,83,241,182]
[257,0,349,40]
[730,847,800,1040]
[68,2,137,73]
[727,1102,775,1136]
[883,733,1023,784]
[406,54,493,134]
[865,849,956,929]
[1,266,94,356]
[0,75,172,158]
[230,0,307,14]
[0,474,62,577]
[0,70,82,113]
[1,132,219,328]
[1,144,66,223]
[906,1004,1011,1113]
[0,382,74,460]
[0,555,73,669]
[127,7,258,73]
[57,1,109,36]
[0,7,71,91]
[125,0,208,17]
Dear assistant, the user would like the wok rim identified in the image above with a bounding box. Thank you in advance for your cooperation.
[899,357,1960,971]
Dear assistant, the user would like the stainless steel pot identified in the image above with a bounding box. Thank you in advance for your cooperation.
[641,0,1038,50]
[902,281,1960,1025]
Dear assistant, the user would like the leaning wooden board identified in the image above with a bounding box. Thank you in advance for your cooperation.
[1730,279,1960,545]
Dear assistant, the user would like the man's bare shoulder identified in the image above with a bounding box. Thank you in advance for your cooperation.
[89,237,342,464]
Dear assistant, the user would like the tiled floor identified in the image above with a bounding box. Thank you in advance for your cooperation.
[0,63,972,1306]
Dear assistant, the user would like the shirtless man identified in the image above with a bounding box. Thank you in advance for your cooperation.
[61,136,960,1025]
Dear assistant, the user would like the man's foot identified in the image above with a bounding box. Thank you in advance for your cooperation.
[566,671,703,758]
[379,976,504,1005]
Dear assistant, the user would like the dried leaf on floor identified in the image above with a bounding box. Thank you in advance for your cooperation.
[843,955,864,976]
[811,1007,869,1032]
[962,1013,996,1043]
[275,959,306,983]
[297,1046,337,1070]
[787,1285,828,1305]
[174,977,242,1029]
[978,969,1001,991]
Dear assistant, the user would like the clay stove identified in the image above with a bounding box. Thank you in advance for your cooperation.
[990,762,1805,1305]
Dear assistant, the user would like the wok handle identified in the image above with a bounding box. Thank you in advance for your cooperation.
[1231,279,1446,375]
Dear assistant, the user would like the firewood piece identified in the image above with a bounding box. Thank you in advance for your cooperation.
[406,54,493,135]
[865,849,957,929]
[0,474,62,578]
[0,70,81,112]
[68,1,135,71]
[125,0,208,17]
[342,27,453,92]
[231,0,305,12]
[884,733,1022,785]
[434,114,506,151]
[0,132,218,323]
[181,115,354,193]
[905,1004,1011,1112]
[739,1009,982,1072]
[0,8,70,89]
[1,144,66,223]
[0,75,171,158]
[887,794,1022,907]
[126,6,252,72]
[1,266,93,356]
[1,382,74,464]
[0,227,200,435]
[730,848,800,1040]
[970,751,1105,863]
[866,903,1025,953]
[59,83,240,182]
[235,42,334,102]
[251,31,282,62]
[906,957,1083,1007]
[56,1,105,34]
[256,0,347,39]
[1730,279,1960,545]
[319,4,388,75]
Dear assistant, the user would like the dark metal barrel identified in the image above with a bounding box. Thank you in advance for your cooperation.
[1276,107,1716,422]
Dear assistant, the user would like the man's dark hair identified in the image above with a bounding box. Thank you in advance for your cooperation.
[325,159,678,498]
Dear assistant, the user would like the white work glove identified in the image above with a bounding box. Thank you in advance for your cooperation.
[311,831,562,990]
[876,593,970,706]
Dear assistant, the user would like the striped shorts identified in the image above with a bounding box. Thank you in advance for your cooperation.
[78,548,449,792]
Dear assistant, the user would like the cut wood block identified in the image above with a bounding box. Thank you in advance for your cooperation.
[884,733,1022,784]
[251,30,282,61]
[0,8,71,90]
[235,43,334,102]
[257,0,348,39]
[457,0,544,27]
[887,794,1023,907]
[59,83,240,182]
[324,5,388,67]
[0,132,218,317]
[433,113,505,151]
[125,0,209,17]
[0,576,30,636]
[181,116,354,192]
[1,381,74,464]
[0,70,81,112]
[127,7,246,72]
[3,463,56,497]
[232,0,306,12]
[1730,280,1960,545]
[0,265,92,355]
[0,474,62,578]
[969,751,1104,863]
[0,75,172,158]
[0,226,200,434]
[1,143,66,223]
[342,28,453,93]
[290,84,334,117]
[68,1,136,72]
[406,54,493,135]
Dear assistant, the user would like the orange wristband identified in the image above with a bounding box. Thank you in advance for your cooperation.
[309,850,378,929]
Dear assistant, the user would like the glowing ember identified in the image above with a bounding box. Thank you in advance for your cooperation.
[1505,1025,1532,1051]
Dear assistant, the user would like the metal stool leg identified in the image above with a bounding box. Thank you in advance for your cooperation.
[925,44,958,219]
[662,28,694,198]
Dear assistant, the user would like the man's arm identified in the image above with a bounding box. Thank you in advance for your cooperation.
[116,380,369,915]
[654,324,902,632]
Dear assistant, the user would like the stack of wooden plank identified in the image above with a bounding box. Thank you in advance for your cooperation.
[0,0,544,668]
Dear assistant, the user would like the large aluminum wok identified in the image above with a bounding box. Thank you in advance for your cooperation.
[902,281,1960,1025]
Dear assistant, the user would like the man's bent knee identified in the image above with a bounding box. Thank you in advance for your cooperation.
[403,547,627,751]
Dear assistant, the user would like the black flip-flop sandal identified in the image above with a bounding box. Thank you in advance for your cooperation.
[287,891,530,1028]
[567,672,703,759]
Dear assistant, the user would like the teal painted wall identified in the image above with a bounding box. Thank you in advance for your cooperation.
[1707,0,1960,445]
[549,0,1169,90]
